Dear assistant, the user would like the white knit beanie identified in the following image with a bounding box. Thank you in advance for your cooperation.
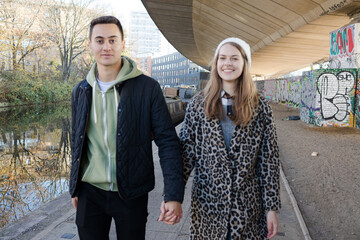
[214,37,252,68]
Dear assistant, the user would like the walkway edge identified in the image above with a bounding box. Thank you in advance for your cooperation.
[29,207,75,240]
[280,165,312,240]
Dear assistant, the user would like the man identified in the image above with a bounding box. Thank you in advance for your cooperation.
[69,16,184,240]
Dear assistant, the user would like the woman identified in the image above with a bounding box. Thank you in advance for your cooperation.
[180,37,280,239]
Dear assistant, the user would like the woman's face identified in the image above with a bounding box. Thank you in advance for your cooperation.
[216,43,245,84]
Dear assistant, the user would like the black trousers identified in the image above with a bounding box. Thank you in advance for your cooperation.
[75,182,148,240]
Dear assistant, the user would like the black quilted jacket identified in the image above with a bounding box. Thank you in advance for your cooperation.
[69,74,184,202]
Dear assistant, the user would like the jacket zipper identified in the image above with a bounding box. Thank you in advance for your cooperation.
[102,92,113,191]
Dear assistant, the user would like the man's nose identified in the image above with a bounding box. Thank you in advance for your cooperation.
[103,41,111,50]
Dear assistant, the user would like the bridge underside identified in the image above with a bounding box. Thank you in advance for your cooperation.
[142,0,360,78]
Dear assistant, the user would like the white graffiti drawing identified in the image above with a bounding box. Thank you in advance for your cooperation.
[329,55,360,69]
[317,71,355,122]
[288,79,301,107]
[275,80,288,104]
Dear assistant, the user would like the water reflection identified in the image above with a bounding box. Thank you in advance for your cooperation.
[0,103,71,228]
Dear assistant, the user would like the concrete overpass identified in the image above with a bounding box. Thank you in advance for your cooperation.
[141,0,360,78]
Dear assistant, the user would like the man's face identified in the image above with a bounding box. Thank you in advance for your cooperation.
[89,23,125,68]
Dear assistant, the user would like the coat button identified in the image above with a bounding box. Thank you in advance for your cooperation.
[118,108,122,112]
[77,158,80,161]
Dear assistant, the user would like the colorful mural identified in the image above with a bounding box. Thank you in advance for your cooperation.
[356,70,360,130]
[329,24,360,68]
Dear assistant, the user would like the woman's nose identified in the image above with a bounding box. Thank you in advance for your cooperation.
[225,59,231,65]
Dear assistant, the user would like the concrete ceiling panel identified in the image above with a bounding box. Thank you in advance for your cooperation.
[142,0,357,78]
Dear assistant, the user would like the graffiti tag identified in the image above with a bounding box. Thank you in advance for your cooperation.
[320,0,347,16]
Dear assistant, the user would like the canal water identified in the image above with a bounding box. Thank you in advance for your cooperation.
[0,103,71,228]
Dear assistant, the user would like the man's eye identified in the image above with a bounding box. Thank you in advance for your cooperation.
[97,40,103,44]
[110,40,115,43]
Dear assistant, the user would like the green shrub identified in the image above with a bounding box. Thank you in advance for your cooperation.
[0,70,74,105]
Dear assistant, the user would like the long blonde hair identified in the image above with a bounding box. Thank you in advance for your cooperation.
[203,42,259,126]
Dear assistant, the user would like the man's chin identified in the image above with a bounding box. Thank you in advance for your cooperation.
[97,61,120,67]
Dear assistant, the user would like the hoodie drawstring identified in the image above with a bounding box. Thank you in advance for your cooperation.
[93,81,97,124]
[114,86,118,111]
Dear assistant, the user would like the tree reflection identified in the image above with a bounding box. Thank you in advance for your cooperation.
[0,103,71,228]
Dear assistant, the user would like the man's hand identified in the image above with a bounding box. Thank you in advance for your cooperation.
[266,210,278,239]
[72,197,78,210]
[158,201,182,225]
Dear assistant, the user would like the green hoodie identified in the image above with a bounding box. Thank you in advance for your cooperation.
[81,56,143,191]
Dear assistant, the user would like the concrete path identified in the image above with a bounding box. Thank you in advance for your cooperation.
[0,125,306,240]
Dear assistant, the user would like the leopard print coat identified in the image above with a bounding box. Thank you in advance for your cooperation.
[179,94,280,240]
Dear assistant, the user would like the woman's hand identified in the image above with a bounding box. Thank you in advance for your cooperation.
[266,210,278,239]
[158,201,183,225]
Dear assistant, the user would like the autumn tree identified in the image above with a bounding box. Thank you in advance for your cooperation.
[43,0,101,82]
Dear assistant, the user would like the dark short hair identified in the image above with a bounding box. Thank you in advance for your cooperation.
[89,16,124,40]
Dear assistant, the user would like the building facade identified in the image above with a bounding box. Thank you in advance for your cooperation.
[151,52,209,90]
[127,12,161,58]
[136,56,152,76]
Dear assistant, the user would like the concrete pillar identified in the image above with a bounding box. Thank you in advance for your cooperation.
[327,11,360,129]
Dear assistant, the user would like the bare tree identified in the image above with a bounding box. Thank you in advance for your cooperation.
[44,0,100,82]
[0,0,49,70]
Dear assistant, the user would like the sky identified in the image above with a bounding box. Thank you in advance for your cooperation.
[91,0,176,56]
[92,0,146,24]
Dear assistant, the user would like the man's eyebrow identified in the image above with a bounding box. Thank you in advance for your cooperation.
[94,35,119,39]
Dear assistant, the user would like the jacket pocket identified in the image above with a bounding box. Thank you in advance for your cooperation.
[128,145,154,188]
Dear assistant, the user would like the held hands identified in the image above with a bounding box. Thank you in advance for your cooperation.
[158,201,183,225]
[266,210,279,239]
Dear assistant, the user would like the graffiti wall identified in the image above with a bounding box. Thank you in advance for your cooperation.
[356,70,360,130]
[275,80,288,104]
[264,80,277,102]
[329,24,360,68]
[287,76,301,108]
[254,80,264,95]
[300,71,322,125]
[261,69,359,128]
[261,77,301,108]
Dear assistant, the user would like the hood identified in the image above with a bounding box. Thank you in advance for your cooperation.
[86,56,143,89]
[86,56,143,124]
